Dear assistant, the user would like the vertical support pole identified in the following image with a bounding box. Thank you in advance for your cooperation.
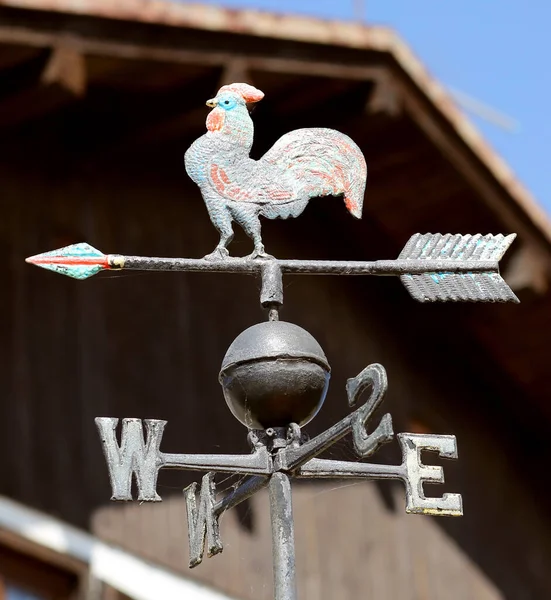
[260,261,283,321]
[269,472,297,600]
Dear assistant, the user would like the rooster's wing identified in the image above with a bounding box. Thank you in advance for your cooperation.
[206,160,296,205]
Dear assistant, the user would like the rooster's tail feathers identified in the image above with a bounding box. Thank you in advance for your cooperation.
[261,128,367,219]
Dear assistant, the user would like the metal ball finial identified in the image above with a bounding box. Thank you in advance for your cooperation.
[219,321,331,429]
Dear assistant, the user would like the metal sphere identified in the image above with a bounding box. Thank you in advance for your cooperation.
[219,321,331,429]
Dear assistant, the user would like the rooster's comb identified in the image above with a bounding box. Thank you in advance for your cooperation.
[217,83,264,103]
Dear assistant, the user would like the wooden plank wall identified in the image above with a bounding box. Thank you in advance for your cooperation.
[94,483,502,600]
[1,126,550,599]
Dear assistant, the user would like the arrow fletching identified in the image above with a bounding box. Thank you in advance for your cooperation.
[25,243,109,280]
[398,233,519,303]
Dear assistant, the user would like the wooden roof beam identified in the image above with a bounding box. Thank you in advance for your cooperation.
[366,70,402,117]
[396,76,551,257]
[102,57,254,154]
[217,58,252,89]
[79,68,222,161]
[0,24,387,83]
[1,4,550,254]
[82,61,384,160]
[503,244,550,296]
[42,44,86,96]
[0,44,85,130]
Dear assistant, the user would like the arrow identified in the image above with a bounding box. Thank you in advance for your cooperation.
[26,233,518,303]
[25,242,110,280]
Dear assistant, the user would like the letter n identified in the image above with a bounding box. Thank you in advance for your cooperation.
[95,417,165,502]
[184,473,223,568]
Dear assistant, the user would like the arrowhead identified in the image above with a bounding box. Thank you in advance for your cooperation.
[26,242,108,280]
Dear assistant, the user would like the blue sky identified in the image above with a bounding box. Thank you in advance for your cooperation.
[197,0,550,213]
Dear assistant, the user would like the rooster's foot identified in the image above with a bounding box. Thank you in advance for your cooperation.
[247,248,275,261]
[203,247,230,261]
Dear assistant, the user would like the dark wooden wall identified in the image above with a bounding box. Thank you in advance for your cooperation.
[0,80,550,598]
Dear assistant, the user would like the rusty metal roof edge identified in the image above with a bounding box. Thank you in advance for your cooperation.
[2,0,550,246]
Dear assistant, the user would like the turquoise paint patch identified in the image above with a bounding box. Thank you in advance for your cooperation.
[40,262,104,280]
[29,242,105,280]
[41,242,104,259]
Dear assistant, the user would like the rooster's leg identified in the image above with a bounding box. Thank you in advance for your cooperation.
[203,207,234,261]
[234,209,274,260]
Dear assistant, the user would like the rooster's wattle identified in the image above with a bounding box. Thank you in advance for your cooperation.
[184,83,367,259]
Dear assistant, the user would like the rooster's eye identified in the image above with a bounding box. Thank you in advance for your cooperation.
[224,100,230,105]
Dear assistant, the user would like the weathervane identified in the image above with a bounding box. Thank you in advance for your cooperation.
[26,82,519,600]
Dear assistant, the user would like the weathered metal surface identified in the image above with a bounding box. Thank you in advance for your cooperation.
[399,233,518,302]
[184,473,223,568]
[95,417,272,502]
[94,360,462,600]
[25,232,518,303]
[220,322,330,372]
[398,433,462,516]
[260,261,284,310]
[220,321,330,429]
[184,83,367,258]
[10,177,543,597]
[25,247,503,277]
[4,45,546,598]
[19,71,525,599]
[275,364,393,473]
[25,242,108,280]
[295,434,463,517]
[212,474,269,518]
[269,472,297,600]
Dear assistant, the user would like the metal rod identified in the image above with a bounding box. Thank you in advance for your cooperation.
[213,475,269,517]
[296,458,406,480]
[110,255,499,276]
[260,261,284,306]
[276,412,358,472]
[160,446,271,475]
[269,472,297,600]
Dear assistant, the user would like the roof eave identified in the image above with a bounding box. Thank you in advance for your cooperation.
[0,0,549,249]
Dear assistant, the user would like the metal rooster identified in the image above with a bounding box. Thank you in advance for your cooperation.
[185,83,367,260]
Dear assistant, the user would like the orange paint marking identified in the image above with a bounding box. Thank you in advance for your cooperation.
[27,255,110,268]
[210,164,226,194]
[219,168,231,185]
[268,189,293,201]
[206,108,225,132]
[218,83,264,103]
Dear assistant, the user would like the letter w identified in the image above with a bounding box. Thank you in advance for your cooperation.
[184,473,223,568]
[95,417,165,502]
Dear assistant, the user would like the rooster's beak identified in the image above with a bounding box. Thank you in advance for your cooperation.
[206,98,217,108]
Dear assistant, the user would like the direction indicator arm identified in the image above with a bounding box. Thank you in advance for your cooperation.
[26,232,518,303]
[213,475,269,517]
[161,448,271,475]
[26,246,499,276]
[96,418,271,502]
[295,458,405,480]
[275,364,393,472]
[295,433,463,517]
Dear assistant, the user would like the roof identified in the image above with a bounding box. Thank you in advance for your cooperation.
[0,494,234,600]
[1,0,549,247]
[0,0,548,417]
[0,0,547,414]
[1,7,551,596]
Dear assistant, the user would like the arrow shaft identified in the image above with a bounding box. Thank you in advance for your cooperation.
[110,255,499,276]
